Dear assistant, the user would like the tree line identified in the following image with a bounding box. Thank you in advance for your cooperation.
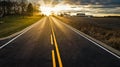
[0,0,34,17]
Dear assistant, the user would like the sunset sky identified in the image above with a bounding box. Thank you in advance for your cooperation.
[28,0,120,16]
[29,0,120,5]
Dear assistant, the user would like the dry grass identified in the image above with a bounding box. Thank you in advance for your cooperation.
[56,16,120,51]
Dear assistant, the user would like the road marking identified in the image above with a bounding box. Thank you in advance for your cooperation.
[52,50,56,67]
[51,34,54,45]
[0,32,24,49]
[62,21,120,59]
[49,17,63,67]
[0,17,46,49]
[52,17,120,59]
[52,27,63,67]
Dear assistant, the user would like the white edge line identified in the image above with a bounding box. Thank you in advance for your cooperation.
[0,31,24,49]
[53,17,120,59]
[0,17,45,49]
[62,21,120,59]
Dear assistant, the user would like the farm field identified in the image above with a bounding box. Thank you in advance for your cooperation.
[57,16,120,51]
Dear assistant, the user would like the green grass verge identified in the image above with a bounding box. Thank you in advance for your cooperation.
[0,15,43,38]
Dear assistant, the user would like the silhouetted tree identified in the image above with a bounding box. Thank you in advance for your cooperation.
[20,0,27,15]
[27,3,33,16]
[13,1,18,15]
[0,1,4,17]
[0,1,7,17]
[0,0,29,17]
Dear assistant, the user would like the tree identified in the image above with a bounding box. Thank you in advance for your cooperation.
[21,1,26,15]
[27,3,33,16]
[0,1,4,17]
[0,1,7,17]
[0,0,28,16]
[6,0,13,15]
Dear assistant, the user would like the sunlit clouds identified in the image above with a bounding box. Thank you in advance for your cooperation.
[40,6,52,16]
[33,0,120,17]
[38,0,72,16]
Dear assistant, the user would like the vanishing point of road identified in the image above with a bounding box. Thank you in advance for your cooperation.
[0,16,120,67]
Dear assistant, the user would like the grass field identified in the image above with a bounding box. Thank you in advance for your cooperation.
[0,15,43,38]
[56,16,120,51]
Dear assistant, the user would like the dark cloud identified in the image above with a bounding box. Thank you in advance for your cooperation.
[69,0,120,5]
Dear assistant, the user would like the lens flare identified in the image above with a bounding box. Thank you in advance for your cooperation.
[40,6,53,16]
[39,5,71,16]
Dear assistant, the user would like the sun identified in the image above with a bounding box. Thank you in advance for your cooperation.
[40,6,53,16]
[39,4,72,16]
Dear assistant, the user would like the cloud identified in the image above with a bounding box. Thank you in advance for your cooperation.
[69,0,120,5]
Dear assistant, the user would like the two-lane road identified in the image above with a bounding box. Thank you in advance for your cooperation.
[0,16,120,67]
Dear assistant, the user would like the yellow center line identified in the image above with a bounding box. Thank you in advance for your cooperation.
[51,26,63,67]
[52,50,56,67]
[49,17,63,67]
[51,34,54,45]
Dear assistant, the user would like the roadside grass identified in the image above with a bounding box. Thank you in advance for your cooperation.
[56,16,120,51]
[0,15,43,38]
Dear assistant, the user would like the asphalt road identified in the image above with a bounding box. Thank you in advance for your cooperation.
[0,16,120,67]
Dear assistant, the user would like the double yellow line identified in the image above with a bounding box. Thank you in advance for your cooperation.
[50,17,63,67]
